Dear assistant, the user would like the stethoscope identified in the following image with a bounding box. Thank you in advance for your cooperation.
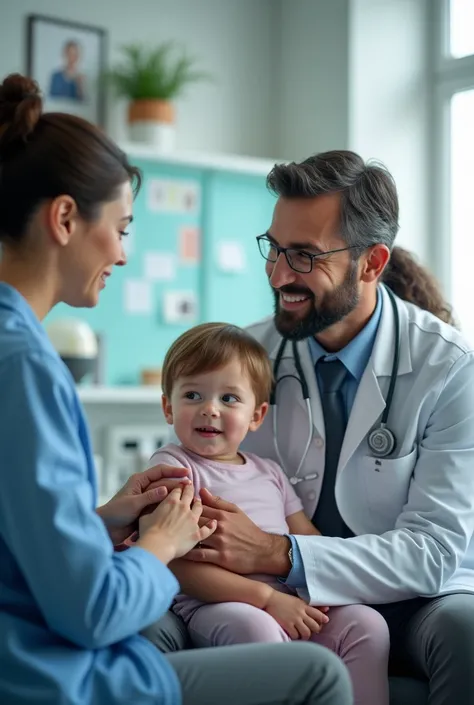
[270,287,400,485]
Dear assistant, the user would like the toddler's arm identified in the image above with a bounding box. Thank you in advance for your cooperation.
[171,513,320,604]
[170,515,319,604]
[171,557,330,640]
[286,510,321,536]
[170,559,274,608]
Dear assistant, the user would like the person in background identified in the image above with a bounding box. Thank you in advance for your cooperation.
[382,245,456,326]
[0,72,353,705]
[49,40,85,101]
[147,321,390,705]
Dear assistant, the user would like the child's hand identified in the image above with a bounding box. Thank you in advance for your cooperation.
[138,484,217,563]
[264,590,329,640]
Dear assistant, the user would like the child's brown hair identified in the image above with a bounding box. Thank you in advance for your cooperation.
[161,322,273,406]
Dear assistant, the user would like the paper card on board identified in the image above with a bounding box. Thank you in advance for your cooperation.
[124,279,153,314]
[179,226,200,263]
[163,291,198,324]
[144,252,176,281]
[217,241,246,273]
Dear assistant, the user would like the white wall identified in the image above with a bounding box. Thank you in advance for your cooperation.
[0,0,279,158]
[0,0,432,260]
[274,0,431,264]
[348,0,430,263]
[277,0,350,160]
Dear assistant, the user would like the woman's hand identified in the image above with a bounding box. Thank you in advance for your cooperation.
[137,484,217,565]
[96,464,192,546]
[264,590,329,640]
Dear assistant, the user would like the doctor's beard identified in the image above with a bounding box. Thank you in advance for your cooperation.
[272,260,360,341]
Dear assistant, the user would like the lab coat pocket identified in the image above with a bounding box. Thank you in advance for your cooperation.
[360,447,418,530]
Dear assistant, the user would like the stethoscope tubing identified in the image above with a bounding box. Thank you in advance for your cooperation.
[270,287,401,480]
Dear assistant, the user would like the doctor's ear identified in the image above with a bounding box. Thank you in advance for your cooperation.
[161,395,174,426]
[360,244,391,283]
[249,402,269,432]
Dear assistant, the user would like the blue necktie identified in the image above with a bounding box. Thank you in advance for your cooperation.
[312,358,353,537]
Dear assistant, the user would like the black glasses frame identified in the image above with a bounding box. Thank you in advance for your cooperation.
[256,234,362,274]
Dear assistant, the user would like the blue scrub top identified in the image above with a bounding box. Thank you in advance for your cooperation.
[0,283,181,705]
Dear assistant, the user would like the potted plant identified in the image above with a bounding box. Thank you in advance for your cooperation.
[107,42,210,150]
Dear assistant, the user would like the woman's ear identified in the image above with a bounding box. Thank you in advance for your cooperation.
[44,195,78,247]
[162,395,174,425]
[249,401,269,432]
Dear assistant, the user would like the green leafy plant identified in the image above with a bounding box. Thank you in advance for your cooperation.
[106,42,211,101]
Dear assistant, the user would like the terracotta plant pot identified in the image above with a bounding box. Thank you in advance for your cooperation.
[128,99,175,124]
[127,99,176,151]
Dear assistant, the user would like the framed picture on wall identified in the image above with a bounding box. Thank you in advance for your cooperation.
[26,15,106,126]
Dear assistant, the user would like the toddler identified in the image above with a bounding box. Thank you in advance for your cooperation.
[150,322,390,705]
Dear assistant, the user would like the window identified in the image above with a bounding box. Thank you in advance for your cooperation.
[450,89,474,340]
[450,0,474,58]
[434,1,474,340]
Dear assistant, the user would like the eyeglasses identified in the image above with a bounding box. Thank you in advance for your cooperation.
[256,234,361,274]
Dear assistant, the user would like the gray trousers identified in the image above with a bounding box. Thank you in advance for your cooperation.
[375,593,474,705]
[144,592,474,705]
[142,612,353,705]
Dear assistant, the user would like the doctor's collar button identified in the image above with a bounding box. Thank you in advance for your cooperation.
[308,491,316,501]
[315,438,324,448]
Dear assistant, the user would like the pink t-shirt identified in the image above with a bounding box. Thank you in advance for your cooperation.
[148,443,303,621]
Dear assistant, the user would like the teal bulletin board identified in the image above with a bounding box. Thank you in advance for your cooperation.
[46,159,275,385]
[202,170,275,325]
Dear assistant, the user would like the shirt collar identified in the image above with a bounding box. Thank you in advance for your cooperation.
[0,282,50,340]
[308,287,383,382]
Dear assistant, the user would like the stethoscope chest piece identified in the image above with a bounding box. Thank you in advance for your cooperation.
[367,424,396,458]
[365,287,400,460]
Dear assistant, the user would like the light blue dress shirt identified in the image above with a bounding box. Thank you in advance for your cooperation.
[286,290,383,589]
[0,284,181,705]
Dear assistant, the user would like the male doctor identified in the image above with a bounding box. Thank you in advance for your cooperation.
[183,150,474,705]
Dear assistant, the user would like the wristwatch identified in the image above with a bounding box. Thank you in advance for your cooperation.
[288,545,294,567]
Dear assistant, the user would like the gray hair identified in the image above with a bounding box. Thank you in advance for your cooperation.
[266,150,399,251]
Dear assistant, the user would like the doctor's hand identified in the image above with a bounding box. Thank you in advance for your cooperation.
[264,590,330,641]
[184,488,288,574]
[97,464,192,546]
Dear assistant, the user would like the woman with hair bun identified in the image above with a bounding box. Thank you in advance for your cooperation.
[0,73,352,705]
[382,246,456,326]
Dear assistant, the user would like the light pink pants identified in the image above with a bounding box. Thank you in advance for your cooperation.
[187,601,390,705]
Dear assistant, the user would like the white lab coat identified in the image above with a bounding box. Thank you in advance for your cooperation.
[241,285,474,606]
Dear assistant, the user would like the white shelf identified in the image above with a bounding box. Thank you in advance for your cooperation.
[78,386,162,404]
[120,141,280,177]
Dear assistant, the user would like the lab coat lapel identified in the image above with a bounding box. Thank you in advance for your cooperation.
[338,286,412,471]
[338,365,386,470]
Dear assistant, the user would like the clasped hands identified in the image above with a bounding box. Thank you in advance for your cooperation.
[97,464,329,639]
[96,463,269,568]
[96,463,193,546]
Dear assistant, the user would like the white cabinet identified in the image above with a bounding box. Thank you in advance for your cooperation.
[79,386,169,503]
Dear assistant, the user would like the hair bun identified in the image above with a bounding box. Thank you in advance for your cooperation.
[0,73,42,157]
